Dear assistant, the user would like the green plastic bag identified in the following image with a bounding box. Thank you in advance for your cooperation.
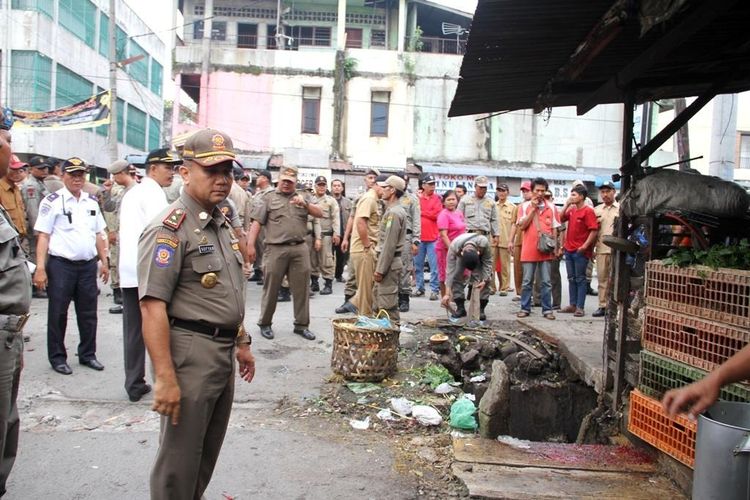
[449,398,477,430]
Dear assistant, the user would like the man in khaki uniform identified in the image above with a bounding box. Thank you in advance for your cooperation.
[0,113,32,497]
[20,156,50,285]
[373,175,407,321]
[137,129,255,499]
[311,176,340,295]
[0,157,27,240]
[396,171,420,312]
[592,181,619,317]
[248,166,323,340]
[494,184,516,296]
[331,179,352,283]
[337,173,384,316]
[248,169,274,284]
[458,176,499,292]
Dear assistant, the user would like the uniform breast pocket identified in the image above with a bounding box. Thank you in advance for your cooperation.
[191,255,228,297]
[464,205,476,218]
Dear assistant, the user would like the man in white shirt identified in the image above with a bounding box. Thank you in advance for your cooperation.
[33,157,109,375]
[118,148,181,401]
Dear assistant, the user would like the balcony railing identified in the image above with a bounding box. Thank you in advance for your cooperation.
[406,36,466,55]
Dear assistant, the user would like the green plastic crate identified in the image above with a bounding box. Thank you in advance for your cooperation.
[639,349,750,403]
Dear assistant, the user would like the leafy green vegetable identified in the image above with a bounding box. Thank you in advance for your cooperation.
[663,239,750,270]
[418,363,455,389]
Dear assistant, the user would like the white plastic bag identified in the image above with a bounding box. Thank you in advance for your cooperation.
[412,405,443,426]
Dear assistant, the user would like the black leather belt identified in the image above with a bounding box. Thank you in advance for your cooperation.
[268,240,304,246]
[170,318,237,339]
[321,231,334,236]
[394,252,401,257]
[468,230,489,235]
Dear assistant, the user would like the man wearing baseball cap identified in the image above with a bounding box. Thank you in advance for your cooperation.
[592,181,619,317]
[137,129,254,498]
[0,156,28,240]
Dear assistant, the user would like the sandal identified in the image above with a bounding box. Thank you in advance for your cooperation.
[543,312,556,320]
[574,309,585,317]
[516,311,530,318]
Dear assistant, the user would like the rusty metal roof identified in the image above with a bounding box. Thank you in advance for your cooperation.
[449,0,750,117]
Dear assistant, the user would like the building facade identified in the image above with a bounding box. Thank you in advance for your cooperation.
[1,0,166,166]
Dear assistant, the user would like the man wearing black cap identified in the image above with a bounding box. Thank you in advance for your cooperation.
[119,148,181,401]
[311,175,340,295]
[592,181,618,317]
[20,156,51,278]
[414,173,441,301]
[395,171,420,312]
[33,157,110,375]
[248,169,274,284]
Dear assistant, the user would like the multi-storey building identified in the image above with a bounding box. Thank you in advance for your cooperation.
[1,0,167,167]
[173,0,624,197]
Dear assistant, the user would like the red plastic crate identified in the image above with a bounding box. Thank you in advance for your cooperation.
[645,261,750,329]
[628,389,696,468]
[642,306,750,372]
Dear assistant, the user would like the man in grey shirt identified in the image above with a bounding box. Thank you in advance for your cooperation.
[441,233,493,321]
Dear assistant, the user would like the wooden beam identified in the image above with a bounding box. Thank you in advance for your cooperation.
[577,0,740,115]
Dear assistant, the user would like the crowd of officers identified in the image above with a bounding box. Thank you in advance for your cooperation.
[0,120,622,498]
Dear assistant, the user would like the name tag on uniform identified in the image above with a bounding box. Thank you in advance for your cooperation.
[198,244,215,254]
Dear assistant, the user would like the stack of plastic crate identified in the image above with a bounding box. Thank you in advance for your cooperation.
[628,261,750,468]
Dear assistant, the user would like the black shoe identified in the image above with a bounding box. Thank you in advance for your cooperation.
[398,294,410,313]
[335,301,357,314]
[128,384,152,402]
[479,299,488,321]
[320,279,333,295]
[411,289,425,297]
[311,277,320,292]
[592,307,606,317]
[80,358,105,371]
[587,286,598,296]
[256,279,264,286]
[52,363,72,375]
[32,287,47,299]
[294,328,316,340]
[277,288,291,302]
[260,326,274,339]
[109,305,123,314]
[248,271,262,282]
[113,288,123,305]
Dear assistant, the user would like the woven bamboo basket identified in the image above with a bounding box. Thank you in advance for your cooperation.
[331,315,400,382]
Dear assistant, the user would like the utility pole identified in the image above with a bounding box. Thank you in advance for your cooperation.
[108,0,119,162]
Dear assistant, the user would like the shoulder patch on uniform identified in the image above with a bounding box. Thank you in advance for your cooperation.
[162,208,186,231]
[89,193,98,202]
[155,232,180,249]
[153,244,175,268]
[45,192,59,202]
[26,186,35,198]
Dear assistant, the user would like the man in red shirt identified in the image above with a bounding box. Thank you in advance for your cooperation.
[515,177,559,320]
[560,184,599,316]
[413,174,442,300]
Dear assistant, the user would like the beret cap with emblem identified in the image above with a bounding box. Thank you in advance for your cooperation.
[314,175,327,185]
[147,147,183,166]
[365,167,381,177]
[181,128,235,167]
[377,175,406,191]
[29,156,52,169]
[598,180,616,190]
[497,183,509,191]
[279,165,299,182]
[421,173,436,184]
[474,175,489,187]
[62,157,89,173]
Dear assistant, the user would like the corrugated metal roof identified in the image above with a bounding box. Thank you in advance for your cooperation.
[450,0,750,117]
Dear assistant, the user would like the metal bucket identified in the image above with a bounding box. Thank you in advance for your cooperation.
[693,401,750,500]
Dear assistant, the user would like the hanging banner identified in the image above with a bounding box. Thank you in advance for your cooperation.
[11,90,111,131]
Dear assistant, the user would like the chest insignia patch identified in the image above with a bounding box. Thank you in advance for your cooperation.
[154,244,175,268]
[198,244,215,254]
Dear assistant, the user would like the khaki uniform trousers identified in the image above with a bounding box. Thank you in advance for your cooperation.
[399,242,414,295]
[513,244,522,295]
[0,330,22,496]
[109,242,120,289]
[373,266,401,322]
[312,235,335,280]
[495,247,511,291]
[596,254,611,308]
[259,243,311,329]
[344,255,357,298]
[350,249,376,316]
[150,327,234,500]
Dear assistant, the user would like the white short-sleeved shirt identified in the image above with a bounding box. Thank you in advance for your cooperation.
[34,187,106,261]
[118,177,168,288]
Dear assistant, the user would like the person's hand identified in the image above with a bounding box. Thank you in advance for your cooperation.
[577,246,587,254]
[247,245,256,264]
[33,267,47,290]
[507,242,514,252]
[440,294,451,308]
[236,345,256,383]
[108,231,117,246]
[492,236,499,247]
[474,280,487,291]
[102,179,113,192]
[411,243,419,256]
[374,272,383,282]
[99,265,110,284]
[290,194,306,207]
[662,376,721,420]
[314,239,322,251]
[341,239,349,253]
[333,235,341,246]
[242,261,252,278]
[153,376,181,425]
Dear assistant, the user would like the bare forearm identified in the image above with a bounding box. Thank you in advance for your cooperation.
[96,232,109,263]
[35,233,50,268]
[356,217,369,247]
[247,221,261,249]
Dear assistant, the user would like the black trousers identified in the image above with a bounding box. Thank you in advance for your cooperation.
[334,242,348,279]
[122,287,147,397]
[46,256,98,366]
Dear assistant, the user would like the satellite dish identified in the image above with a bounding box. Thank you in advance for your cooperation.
[441,22,467,36]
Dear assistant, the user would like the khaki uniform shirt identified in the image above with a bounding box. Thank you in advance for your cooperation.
[496,200,517,247]
[250,189,315,244]
[399,191,421,245]
[458,195,499,236]
[137,192,245,328]
[249,185,275,221]
[0,205,31,315]
[594,201,620,255]
[0,178,26,238]
[20,175,48,234]
[350,188,381,253]
[228,182,252,230]
[100,184,128,234]
[307,213,321,239]
[376,203,407,276]
[313,193,341,236]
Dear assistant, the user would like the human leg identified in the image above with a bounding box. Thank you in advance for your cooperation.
[425,241,439,294]
[413,242,427,292]
[46,257,74,365]
[519,262,536,313]
[74,259,99,362]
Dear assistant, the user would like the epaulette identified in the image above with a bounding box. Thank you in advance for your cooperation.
[89,193,98,202]
[162,208,186,231]
[45,192,59,202]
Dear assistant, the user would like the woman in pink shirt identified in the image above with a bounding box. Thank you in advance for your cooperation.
[436,190,466,296]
